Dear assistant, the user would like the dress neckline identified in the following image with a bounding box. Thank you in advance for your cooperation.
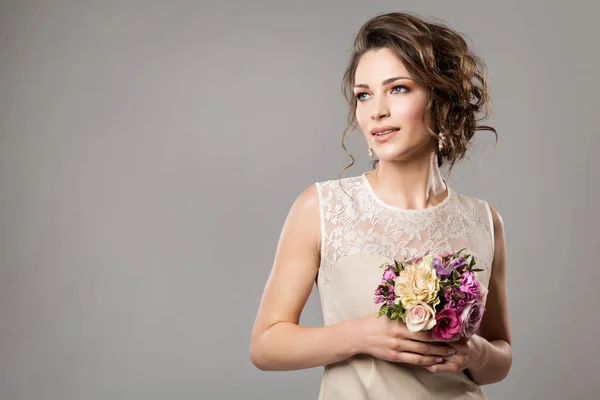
[360,172,453,214]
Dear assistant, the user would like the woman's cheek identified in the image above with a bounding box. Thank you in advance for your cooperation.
[394,92,430,120]
[356,110,370,134]
[391,100,424,121]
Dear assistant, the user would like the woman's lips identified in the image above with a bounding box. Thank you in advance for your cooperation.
[373,129,399,143]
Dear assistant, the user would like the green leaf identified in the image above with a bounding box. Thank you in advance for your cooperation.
[455,248,466,257]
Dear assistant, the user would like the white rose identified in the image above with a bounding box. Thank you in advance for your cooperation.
[405,302,437,332]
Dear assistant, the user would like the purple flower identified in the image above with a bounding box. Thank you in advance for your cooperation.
[432,308,462,340]
[460,272,480,301]
[375,288,382,296]
[433,257,452,279]
[460,300,486,338]
[382,268,397,282]
[374,295,385,304]
[449,257,466,271]
[386,300,394,306]
[444,298,466,315]
[444,288,453,301]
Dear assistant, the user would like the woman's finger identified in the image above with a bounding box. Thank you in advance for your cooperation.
[441,353,467,365]
[394,338,457,357]
[406,331,460,343]
[447,342,469,353]
[406,330,450,342]
[393,352,444,366]
[424,362,462,374]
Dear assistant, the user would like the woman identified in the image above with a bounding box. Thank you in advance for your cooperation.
[250,11,512,399]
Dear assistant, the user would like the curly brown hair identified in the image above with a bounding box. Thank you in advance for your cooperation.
[339,11,498,181]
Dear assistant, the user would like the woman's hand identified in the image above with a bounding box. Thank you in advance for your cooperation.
[423,335,485,374]
[346,313,458,367]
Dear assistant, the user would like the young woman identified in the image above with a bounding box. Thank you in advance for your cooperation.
[250,11,512,399]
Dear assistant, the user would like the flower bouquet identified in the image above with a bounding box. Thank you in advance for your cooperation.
[374,249,487,340]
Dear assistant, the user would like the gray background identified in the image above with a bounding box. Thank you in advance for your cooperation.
[1,0,598,399]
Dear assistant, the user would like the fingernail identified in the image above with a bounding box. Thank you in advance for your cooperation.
[436,357,443,363]
[448,349,456,355]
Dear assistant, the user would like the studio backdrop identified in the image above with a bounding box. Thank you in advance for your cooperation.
[0,1,598,399]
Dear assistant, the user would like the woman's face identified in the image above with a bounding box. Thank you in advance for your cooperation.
[354,48,435,163]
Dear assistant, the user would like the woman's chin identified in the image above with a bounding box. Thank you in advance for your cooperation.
[375,144,434,163]
[375,149,412,162]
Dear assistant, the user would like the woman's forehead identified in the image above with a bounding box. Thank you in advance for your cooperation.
[354,49,411,84]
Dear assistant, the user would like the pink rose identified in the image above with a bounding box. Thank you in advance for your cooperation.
[404,302,436,332]
[432,307,461,340]
[460,300,486,338]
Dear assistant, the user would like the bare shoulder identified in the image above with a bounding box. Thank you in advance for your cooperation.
[285,183,321,246]
[488,204,505,240]
[486,203,506,273]
[294,183,320,216]
[269,182,322,281]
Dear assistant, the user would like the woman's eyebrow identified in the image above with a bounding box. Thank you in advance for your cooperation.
[354,76,413,89]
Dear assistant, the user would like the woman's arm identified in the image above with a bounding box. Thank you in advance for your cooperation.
[249,184,358,371]
[465,205,513,384]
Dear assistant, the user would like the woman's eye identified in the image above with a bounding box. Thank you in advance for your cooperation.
[392,85,408,94]
[355,92,370,101]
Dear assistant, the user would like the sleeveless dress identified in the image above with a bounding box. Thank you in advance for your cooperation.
[314,173,495,400]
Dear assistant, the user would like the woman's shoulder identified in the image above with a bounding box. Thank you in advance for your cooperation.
[315,173,363,185]
[291,173,361,214]
[451,188,492,211]
[451,189,503,234]
[314,173,364,194]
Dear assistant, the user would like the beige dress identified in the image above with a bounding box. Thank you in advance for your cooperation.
[314,173,495,400]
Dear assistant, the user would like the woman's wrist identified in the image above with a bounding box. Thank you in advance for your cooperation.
[468,334,489,370]
[337,318,364,357]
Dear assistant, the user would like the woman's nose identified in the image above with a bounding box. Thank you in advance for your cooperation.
[370,98,391,120]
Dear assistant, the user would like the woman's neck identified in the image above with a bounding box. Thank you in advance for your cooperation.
[365,153,448,210]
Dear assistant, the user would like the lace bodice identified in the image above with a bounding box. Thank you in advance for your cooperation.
[315,173,495,308]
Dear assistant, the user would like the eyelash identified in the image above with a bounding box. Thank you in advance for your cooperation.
[355,85,409,102]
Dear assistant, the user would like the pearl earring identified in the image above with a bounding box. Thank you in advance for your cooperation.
[438,132,447,151]
[368,146,375,159]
